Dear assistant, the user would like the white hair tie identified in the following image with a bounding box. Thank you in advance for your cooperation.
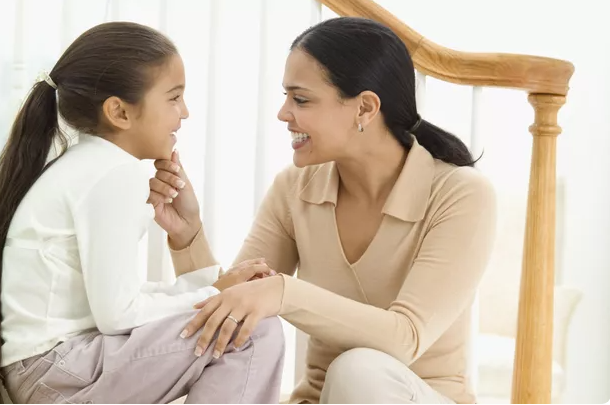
[36,70,58,90]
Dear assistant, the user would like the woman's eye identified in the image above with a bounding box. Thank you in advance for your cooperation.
[282,92,308,105]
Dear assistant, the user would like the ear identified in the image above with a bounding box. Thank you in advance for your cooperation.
[101,96,133,131]
[356,90,381,130]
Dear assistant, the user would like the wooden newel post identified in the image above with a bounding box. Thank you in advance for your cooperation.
[511,93,566,404]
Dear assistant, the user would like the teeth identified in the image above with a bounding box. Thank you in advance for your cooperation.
[290,131,310,143]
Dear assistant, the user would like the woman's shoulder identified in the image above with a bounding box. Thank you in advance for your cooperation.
[431,160,496,209]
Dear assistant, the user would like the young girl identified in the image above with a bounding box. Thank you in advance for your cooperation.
[0,22,284,404]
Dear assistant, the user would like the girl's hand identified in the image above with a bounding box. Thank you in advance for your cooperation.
[212,258,276,291]
[181,276,284,358]
[147,150,201,249]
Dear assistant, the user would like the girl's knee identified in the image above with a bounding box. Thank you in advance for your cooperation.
[251,317,283,339]
[247,317,285,356]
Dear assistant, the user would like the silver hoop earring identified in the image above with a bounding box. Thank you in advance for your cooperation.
[357,123,364,132]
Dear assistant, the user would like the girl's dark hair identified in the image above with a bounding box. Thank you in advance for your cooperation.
[0,22,177,364]
[291,17,477,167]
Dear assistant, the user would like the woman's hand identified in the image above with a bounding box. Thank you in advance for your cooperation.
[147,150,202,249]
[181,275,284,358]
[212,258,276,291]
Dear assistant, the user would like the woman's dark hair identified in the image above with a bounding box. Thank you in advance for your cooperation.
[0,22,177,364]
[291,17,477,167]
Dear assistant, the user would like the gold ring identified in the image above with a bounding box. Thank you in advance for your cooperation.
[226,315,240,324]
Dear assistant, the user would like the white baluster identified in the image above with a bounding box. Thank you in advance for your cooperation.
[158,0,168,33]
[470,86,484,161]
[60,0,74,51]
[104,0,120,22]
[10,0,27,118]
[253,0,269,212]
[415,71,427,117]
[111,0,120,20]
[468,86,484,393]
[310,0,322,26]
[202,0,221,251]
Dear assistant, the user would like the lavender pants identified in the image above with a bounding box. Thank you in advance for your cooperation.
[1,312,285,404]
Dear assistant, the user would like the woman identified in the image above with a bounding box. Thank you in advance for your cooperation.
[0,22,283,404]
[151,17,496,404]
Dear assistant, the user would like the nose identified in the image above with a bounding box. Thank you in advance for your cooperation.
[277,100,292,123]
[181,99,190,120]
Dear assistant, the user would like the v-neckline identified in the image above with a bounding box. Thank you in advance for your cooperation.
[331,207,385,268]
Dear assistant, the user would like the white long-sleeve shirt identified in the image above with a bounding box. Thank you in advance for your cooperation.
[1,134,220,367]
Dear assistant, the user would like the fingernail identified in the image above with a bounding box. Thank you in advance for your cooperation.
[180,329,188,339]
[194,346,203,357]
[270,270,277,276]
[171,189,179,198]
[176,180,186,189]
[212,350,220,359]
[167,198,173,204]
[172,164,181,173]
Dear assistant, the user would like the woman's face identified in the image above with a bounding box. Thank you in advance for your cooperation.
[277,49,362,168]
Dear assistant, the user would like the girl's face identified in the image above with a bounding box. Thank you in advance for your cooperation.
[131,54,189,160]
[107,54,189,160]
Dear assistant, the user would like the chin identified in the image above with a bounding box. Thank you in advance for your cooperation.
[293,153,324,168]
[292,153,309,168]
[157,141,175,160]
[293,158,306,168]
[160,149,174,161]
[144,146,172,161]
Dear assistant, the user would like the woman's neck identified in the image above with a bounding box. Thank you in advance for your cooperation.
[336,130,407,205]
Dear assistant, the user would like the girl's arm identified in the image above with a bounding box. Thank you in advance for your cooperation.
[74,161,220,335]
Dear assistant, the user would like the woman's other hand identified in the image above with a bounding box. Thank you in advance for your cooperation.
[181,275,284,359]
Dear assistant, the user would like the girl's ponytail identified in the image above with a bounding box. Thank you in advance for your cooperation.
[0,78,66,363]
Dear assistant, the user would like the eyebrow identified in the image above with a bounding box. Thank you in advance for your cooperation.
[283,85,311,92]
[166,84,185,93]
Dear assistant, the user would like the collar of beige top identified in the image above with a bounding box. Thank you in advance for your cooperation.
[299,135,434,222]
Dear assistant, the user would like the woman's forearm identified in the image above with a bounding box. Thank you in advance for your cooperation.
[278,275,419,364]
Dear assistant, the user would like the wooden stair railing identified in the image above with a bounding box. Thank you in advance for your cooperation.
[319,0,575,403]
